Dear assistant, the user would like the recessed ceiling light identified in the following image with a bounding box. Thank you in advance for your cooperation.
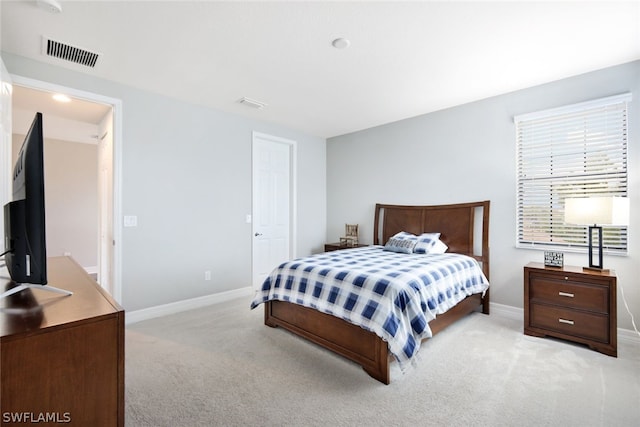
[331,38,350,49]
[52,93,71,103]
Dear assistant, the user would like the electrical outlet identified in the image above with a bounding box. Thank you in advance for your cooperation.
[204,270,211,281]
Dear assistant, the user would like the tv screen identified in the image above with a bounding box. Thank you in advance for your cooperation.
[3,112,47,285]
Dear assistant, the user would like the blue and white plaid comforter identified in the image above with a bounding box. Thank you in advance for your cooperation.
[250,246,489,367]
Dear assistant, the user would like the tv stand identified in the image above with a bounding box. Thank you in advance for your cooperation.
[1,256,124,426]
[0,283,73,299]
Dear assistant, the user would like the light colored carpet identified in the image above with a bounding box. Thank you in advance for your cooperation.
[125,297,640,426]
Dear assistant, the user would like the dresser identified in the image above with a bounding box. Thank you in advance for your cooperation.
[1,256,125,426]
[524,262,616,357]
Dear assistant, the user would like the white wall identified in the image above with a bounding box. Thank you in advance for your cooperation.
[1,52,327,312]
[327,60,640,331]
[45,137,98,269]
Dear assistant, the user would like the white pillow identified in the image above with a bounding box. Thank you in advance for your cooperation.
[413,233,441,254]
[429,239,449,254]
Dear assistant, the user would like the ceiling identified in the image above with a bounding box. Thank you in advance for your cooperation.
[2,1,639,139]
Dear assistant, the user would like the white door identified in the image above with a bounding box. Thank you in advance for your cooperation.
[252,132,295,290]
[97,112,114,294]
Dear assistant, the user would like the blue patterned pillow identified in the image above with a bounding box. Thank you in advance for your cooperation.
[383,232,418,254]
[413,233,442,254]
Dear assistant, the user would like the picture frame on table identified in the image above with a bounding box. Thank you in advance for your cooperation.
[544,251,564,267]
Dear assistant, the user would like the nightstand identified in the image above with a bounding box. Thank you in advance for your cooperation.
[524,262,617,357]
[324,242,368,252]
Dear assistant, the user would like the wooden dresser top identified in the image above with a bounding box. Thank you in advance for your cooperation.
[1,256,123,338]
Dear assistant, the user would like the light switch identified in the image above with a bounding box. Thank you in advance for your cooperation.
[124,215,138,227]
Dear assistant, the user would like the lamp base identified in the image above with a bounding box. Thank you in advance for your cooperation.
[583,266,610,274]
[586,225,606,272]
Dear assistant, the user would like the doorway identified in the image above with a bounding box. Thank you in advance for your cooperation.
[9,75,123,303]
[251,132,297,290]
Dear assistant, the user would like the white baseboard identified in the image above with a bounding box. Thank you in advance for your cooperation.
[618,328,640,345]
[126,291,640,346]
[125,286,254,325]
[490,301,640,346]
[489,302,522,321]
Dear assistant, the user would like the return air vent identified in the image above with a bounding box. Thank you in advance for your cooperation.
[42,36,100,68]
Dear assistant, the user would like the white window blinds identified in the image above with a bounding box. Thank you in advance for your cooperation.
[515,93,631,253]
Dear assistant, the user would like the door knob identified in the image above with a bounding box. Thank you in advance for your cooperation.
[254,232,263,237]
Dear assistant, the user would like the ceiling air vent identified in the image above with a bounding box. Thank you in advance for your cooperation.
[42,36,100,68]
[238,97,267,109]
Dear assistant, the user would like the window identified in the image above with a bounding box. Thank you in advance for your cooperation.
[515,93,631,253]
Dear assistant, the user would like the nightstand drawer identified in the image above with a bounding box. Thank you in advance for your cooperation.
[529,274,609,313]
[529,304,609,343]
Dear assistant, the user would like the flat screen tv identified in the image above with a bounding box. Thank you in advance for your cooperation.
[1,112,71,299]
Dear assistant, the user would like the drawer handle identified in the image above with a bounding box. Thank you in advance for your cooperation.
[558,291,575,298]
[558,318,575,325]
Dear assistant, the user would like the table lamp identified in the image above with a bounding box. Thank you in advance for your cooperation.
[564,196,629,272]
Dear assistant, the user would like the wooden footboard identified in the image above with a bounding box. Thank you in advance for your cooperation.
[264,291,486,384]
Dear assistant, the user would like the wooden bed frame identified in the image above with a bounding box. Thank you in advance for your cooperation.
[263,201,490,384]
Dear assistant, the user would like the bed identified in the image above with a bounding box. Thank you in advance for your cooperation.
[251,201,490,384]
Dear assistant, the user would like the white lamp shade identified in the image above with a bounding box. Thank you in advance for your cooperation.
[565,197,629,226]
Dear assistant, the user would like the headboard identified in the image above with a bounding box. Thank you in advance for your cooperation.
[373,201,490,279]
